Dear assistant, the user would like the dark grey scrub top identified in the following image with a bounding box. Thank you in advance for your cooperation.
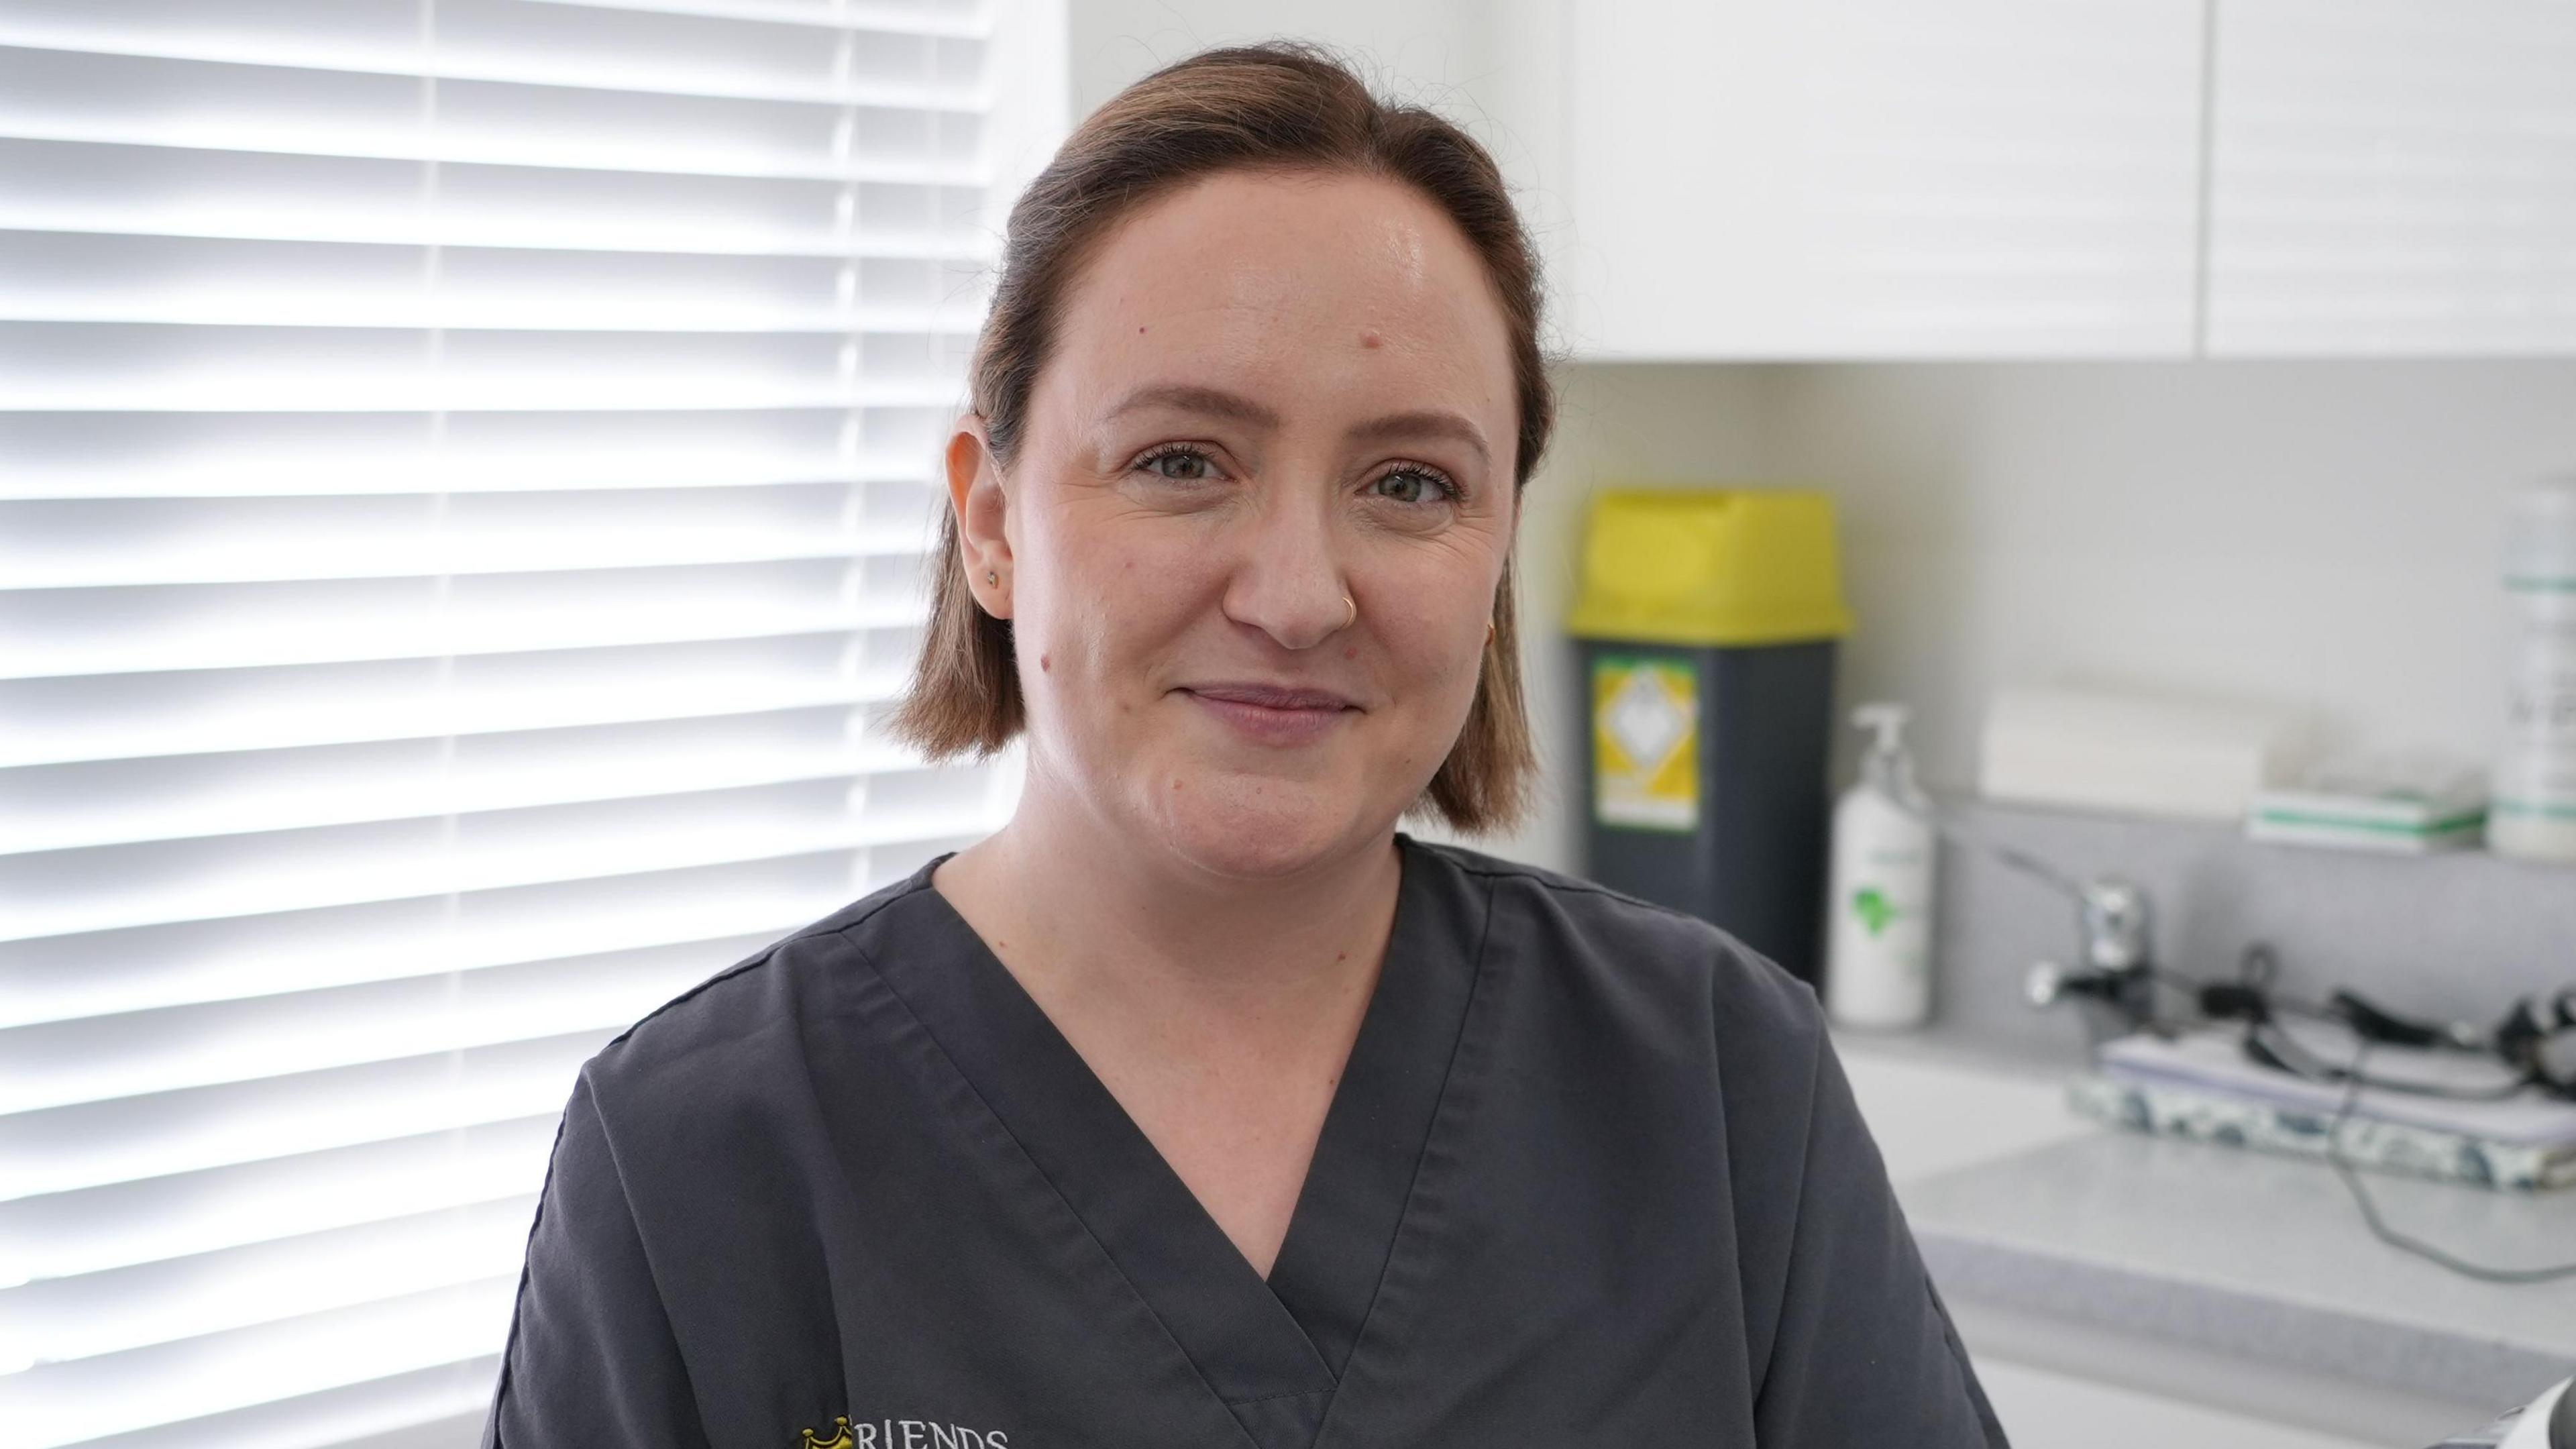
[481,835,2008,1448]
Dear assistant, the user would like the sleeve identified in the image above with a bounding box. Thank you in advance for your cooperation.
[481,1064,713,1449]
[1750,1008,2012,1448]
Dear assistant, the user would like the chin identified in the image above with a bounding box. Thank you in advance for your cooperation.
[1142,769,1377,881]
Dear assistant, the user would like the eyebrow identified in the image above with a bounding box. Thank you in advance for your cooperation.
[1103,382,1491,466]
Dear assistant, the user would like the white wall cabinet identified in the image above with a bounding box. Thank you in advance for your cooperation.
[2205,0,2576,354]
[1567,0,2206,359]
[1569,0,2576,358]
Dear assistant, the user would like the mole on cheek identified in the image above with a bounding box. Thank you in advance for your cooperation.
[1360,331,1383,348]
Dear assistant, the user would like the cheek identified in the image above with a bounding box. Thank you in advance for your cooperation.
[1412,629,1485,710]
[1023,524,1209,682]
[1381,590,1491,716]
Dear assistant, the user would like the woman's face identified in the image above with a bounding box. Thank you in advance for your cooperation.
[953,166,1519,881]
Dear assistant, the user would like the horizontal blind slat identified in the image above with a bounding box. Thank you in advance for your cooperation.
[0,219,991,264]
[1,861,862,1028]
[1,797,994,943]
[0,40,983,117]
[1,719,926,854]
[0,46,989,178]
[529,0,989,38]
[7,1196,541,1371]
[0,483,943,586]
[0,228,994,334]
[3,508,941,590]
[0,119,983,187]
[0,140,998,261]
[6,569,933,679]
[0,319,973,411]
[31,1356,506,1449]
[5,936,766,1114]
[3,1276,519,1445]
[0,659,916,768]
[5,1115,562,1285]
[1,1032,612,1201]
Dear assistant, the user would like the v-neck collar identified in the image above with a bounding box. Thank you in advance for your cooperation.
[865,833,1489,1449]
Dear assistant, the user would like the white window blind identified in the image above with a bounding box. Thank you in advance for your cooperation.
[0,3,1063,1445]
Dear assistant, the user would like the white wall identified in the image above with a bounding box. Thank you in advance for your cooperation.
[1073,0,1477,107]
[1065,6,2576,877]
[1758,362,2576,797]
[1067,0,1572,304]
[1522,360,2576,872]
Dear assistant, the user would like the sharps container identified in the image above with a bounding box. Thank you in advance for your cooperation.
[1566,489,1853,986]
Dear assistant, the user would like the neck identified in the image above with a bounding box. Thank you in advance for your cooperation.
[950,771,1404,1026]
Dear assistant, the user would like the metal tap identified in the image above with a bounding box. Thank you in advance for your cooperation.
[1883,788,2158,1041]
[2024,877,2157,1043]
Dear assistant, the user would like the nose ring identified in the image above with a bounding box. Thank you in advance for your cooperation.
[1342,593,1358,632]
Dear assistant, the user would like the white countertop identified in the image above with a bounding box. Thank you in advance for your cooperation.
[1829,1022,2576,1444]
[1902,1128,2576,1409]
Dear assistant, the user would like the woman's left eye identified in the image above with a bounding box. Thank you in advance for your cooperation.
[1368,466,1458,505]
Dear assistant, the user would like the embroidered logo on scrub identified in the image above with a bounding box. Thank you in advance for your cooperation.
[800,1416,1010,1448]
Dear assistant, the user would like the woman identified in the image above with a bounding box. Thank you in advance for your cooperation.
[484,42,2007,1449]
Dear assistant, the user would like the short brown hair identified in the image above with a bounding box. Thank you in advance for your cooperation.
[892,40,1556,833]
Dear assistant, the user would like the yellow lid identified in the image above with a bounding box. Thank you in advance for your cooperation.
[1566,488,1854,646]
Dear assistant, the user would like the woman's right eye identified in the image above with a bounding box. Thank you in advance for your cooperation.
[1135,444,1219,482]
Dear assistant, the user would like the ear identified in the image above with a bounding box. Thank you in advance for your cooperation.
[945,415,1014,620]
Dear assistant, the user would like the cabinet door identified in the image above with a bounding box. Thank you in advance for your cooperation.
[1566,0,2204,360]
[2206,0,2576,354]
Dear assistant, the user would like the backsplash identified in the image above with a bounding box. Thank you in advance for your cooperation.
[1919,794,2576,1065]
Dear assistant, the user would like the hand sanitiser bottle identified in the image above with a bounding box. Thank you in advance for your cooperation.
[1826,703,1936,1030]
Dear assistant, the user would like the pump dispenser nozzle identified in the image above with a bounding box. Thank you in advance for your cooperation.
[1851,702,1922,805]
[1854,702,1908,754]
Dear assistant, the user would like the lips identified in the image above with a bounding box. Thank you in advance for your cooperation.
[1179,682,1359,746]
[1183,682,1357,710]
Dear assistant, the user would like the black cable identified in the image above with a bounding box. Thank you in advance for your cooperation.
[2163,946,2533,1102]
[2134,945,2576,1283]
[2253,1004,2532,1103]
[2322,1040,2576,1285]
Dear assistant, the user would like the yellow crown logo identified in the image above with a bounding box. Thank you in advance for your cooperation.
[800,1416,853,1449]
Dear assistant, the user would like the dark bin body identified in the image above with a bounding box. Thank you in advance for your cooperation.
[1577,638,1836,987]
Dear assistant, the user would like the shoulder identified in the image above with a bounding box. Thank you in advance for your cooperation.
[573,863,941,1118]
[1404,835,1825,1051]
[1411,836,1835,1197]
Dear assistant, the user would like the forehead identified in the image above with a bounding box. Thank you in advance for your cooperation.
[1042,167,1515,435]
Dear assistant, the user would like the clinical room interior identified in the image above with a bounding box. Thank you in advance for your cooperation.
[7,1,2575,1447]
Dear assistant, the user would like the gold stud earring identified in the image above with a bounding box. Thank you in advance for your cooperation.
[985,570,998,585]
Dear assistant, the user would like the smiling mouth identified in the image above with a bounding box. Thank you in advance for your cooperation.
[1177,684,1360,745]
[1182,683,1358,710]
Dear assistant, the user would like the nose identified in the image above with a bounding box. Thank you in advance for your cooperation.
[1219,486,1350,651]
